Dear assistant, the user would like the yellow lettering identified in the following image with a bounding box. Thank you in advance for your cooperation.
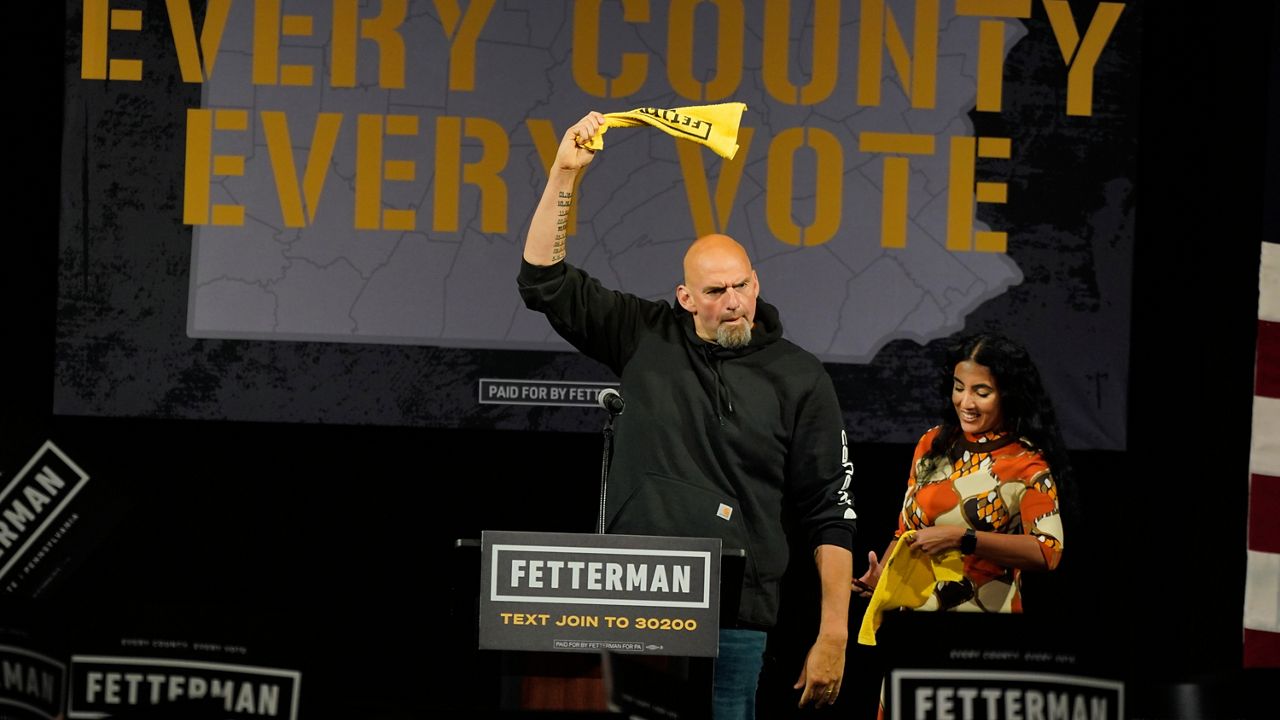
[280,14,315,85]
[955,0,1032,112]
[433,0,494,91]
[355,114,419,231]
[183,109,247,226]
[164,0,232,82]
[251,0,281,85]
[249,2,317,86]
[465,117,509,233]
[857,0,939,109]
[82,0,147,81]
[762,0,839,105]
[81,0,111,79]
[947,136,976,250]
[109,7,142,80]
[434,116,509,233]
[676,127,754,237]
[262,112,343,227]
[183,109,213,224]
[435,117,462,232]
[946,135,1011,251]
[572,0,650,97]
[767,128,842,247]
[332,0,408,89]
[668,0,743,102]
[859,132,936,248]
[1043,1,1126,117]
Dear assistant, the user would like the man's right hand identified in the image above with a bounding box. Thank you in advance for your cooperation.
[556,111,606,172]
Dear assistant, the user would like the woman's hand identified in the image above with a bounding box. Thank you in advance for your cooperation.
[852,550,882,597]
[905,526,965,556]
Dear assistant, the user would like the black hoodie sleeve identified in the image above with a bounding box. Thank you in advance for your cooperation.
[786,370,857,552]
[517,260,665,374]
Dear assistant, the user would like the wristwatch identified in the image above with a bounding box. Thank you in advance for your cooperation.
[960,528,977,554]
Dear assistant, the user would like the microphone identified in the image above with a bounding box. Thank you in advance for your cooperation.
[597,388,625,416]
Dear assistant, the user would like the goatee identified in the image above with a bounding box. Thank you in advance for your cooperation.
[716,321,751,349]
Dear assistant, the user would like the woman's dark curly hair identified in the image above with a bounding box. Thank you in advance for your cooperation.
[921,332,1074,498]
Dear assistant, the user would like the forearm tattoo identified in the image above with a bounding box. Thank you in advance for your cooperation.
[553,191,573,262]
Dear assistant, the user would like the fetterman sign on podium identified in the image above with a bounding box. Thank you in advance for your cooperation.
[478,531,723,657]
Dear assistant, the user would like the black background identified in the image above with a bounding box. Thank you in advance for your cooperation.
[2,1,1277,718]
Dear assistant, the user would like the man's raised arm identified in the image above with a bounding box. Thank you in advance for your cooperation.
[523,111,605,266]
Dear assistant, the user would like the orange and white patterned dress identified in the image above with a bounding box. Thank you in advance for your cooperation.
[895,427,1064,613]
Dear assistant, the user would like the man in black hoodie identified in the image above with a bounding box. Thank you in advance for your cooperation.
[518,111,856,718]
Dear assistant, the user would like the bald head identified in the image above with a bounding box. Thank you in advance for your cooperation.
[682,234,752,286]
[676,234,760,347]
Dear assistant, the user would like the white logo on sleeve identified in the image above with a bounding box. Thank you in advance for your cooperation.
[716,504,733,521]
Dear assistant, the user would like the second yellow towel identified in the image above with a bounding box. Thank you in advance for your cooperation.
[857,530,964,646]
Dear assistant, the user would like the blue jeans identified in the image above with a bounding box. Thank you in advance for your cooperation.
[713,628,768,720]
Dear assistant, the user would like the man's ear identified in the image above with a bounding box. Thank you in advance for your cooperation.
[676,285,696,313]
[751,270,760,296]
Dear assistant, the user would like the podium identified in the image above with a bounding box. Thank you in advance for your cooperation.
[452,533,746,717]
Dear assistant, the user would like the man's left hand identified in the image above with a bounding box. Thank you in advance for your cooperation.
[793,633,846,709]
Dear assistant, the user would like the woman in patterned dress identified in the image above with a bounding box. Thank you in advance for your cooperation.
[854,333,1070,612]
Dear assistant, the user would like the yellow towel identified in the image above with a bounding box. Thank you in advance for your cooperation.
[856,530,965,646]
[580,103,748,159]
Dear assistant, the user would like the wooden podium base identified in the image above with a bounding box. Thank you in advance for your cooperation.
[508,652,607,711]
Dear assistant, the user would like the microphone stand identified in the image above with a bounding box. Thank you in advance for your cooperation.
[597,412,614,534]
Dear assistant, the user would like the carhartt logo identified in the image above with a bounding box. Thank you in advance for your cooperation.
[716,504,733,521]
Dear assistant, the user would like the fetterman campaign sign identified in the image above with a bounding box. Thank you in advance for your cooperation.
[878,613,1124,720]
[67,655,302,719]
[890,670,1123,720]
[479,531,720,656]
[0,643,65,720]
